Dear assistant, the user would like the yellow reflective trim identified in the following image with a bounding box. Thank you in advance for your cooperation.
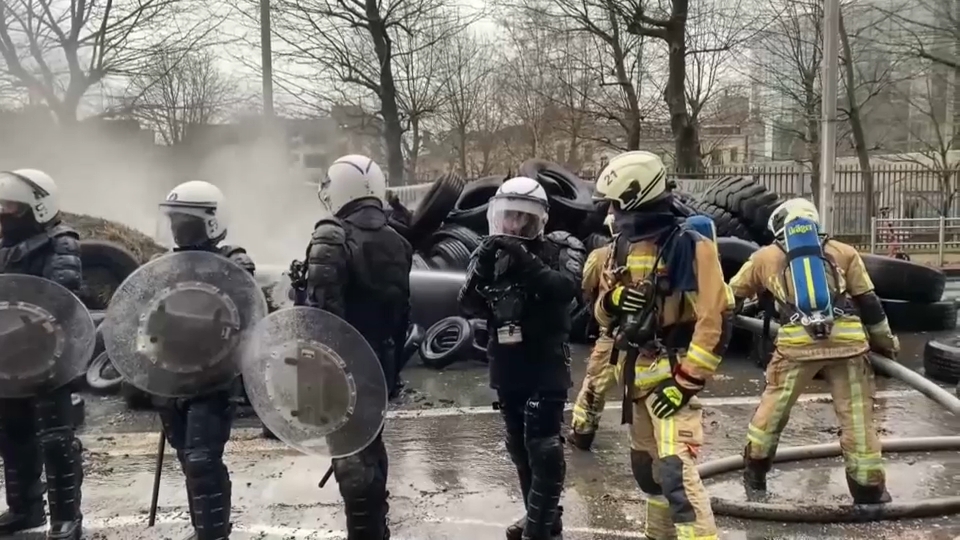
[846,360,875,485]
[749,366,801,455]
[687,343,721,371]
[646,496,669,508]
[675,524,719,540]
[802,257,818,310]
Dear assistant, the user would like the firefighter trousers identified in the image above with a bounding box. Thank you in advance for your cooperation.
[571,336,617,436]
[629,394,717,540]
[745,352,886,494]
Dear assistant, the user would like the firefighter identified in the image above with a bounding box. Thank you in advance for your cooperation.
[593,151,732,540]
[729,197,898,504]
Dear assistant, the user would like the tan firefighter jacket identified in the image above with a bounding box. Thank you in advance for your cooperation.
[729,239,898,361]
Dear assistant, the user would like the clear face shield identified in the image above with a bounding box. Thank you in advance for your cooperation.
[156,205,214,248]
[486,196,548,240]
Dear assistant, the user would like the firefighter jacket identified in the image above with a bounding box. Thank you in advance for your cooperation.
[594,234,734,395]
[728,239,898,361]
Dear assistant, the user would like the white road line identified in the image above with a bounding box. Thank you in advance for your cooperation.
[78,514,648,538]
[82,389,921,456]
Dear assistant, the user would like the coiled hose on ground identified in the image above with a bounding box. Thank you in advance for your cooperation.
[696,315,960,523]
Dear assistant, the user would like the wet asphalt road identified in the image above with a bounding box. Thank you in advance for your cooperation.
[5,281,960,539]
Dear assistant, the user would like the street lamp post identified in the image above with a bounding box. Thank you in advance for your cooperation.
[260,0,274,119]
[819,0,839,234]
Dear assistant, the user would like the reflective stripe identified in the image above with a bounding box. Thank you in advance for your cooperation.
[686,343,721,372]
[657,412,677,457]
[776,318,867,347]
[676,524,719,540]
[647,496,669,508]
[846,360,880,485]
[724,284,736,308]
[866,320,892,335]
[747,366,801,455]
[634,358,673,389]
[626,255,660,276]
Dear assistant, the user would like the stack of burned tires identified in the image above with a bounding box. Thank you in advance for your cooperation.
[405,165,959,377]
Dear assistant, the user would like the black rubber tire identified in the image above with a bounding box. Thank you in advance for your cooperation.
[429,238,473,271]
[570,301,595,344]
[862,254,946,303]
[408,173,465,246]
[686,199,754,241]
[432,224,482,253]
[409,269,466,330]
[419,316,474,370]
[79,240,141,309]
[404,324,424,366]
[716,237,760,281]
[922,337,960,384]
[469,319,489,361]
[519,159,594,232]
[71,394,85,428]
[700,176,782,244]
[881,299,958,332]
[86,351,123,394]
[446,175,505,233]
[121,382,155,410]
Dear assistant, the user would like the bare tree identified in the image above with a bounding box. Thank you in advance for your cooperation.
[394,16,451,180]
[123,49,236,145]
[268,0,463,185]
[498,20,557,160]
[0,0,215,124]
[437,31,497,175]
[468,83,507,175]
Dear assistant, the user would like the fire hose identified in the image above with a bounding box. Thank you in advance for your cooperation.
[694,315,960,522]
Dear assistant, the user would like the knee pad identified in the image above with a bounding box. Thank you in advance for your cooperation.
[630,450,662,495]
[526,436,565,477]
[333,455,385,501]
[38,426,72,450]
[182,446,221,480]
[659,455,697,521]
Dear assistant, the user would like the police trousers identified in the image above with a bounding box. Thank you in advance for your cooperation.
[571,336,617,436]
[629,394,717,540]
[745,352,885,494]
[159,390,235,540]
[498,389,566,539]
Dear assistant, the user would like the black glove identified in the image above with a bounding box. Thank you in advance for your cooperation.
[602,285,646,314]
[650,377,700,419]
[476,237,501,272]
[494,237,542,273]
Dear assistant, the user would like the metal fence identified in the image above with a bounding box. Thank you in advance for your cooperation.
[389,163,960,242]
[869,216,960,264]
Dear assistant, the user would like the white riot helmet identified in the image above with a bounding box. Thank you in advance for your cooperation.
[158,181,227,248]
[768,198,820,239]
[0,169,60,226]
[487,176,549,239]
[319,154,386,216]
[594,151,670,211]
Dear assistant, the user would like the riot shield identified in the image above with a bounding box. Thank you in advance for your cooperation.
[241,307,388,459]
[103,250,268,398]
[0,275,95,398]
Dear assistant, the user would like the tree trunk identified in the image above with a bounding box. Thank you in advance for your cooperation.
[838,12,875,234]
[407,117,421,181]
[608,11,642,151]
[366,3,405,186]
[665,0,702,174]
[457,125,468,176]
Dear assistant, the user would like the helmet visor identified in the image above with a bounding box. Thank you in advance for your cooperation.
[0,200,29,216]
[156,206,213,248]
[487,196,547,239]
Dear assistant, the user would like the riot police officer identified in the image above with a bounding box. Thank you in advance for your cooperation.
[155,181,256,540]
[0,169,84,539]
[458,176,581,540]
[302,154,412,540]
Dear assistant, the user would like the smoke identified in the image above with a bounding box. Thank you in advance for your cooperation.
[0,115,322,266]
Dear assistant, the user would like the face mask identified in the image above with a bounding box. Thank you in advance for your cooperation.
[170,214,210,247]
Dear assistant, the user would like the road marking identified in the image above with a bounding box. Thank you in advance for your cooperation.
[82,389,923,456]
[78,513,649,538]
[388,388,921,419]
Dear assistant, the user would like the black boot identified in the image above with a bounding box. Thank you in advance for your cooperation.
[506,506,563,540]
[742,445,773,492]
[187,475,232,540]
[569,431,595,451]
[0,478,46,535]
[846,475,892,505]
[36,390,84,540]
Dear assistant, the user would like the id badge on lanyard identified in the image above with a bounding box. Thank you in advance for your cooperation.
[497,323,523,344]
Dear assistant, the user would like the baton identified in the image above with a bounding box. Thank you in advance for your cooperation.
[318,463,334,488]
[148,430,166,526]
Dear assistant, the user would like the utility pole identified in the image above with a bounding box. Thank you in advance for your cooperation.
[819,0,839,234]
[260,0,274,119]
